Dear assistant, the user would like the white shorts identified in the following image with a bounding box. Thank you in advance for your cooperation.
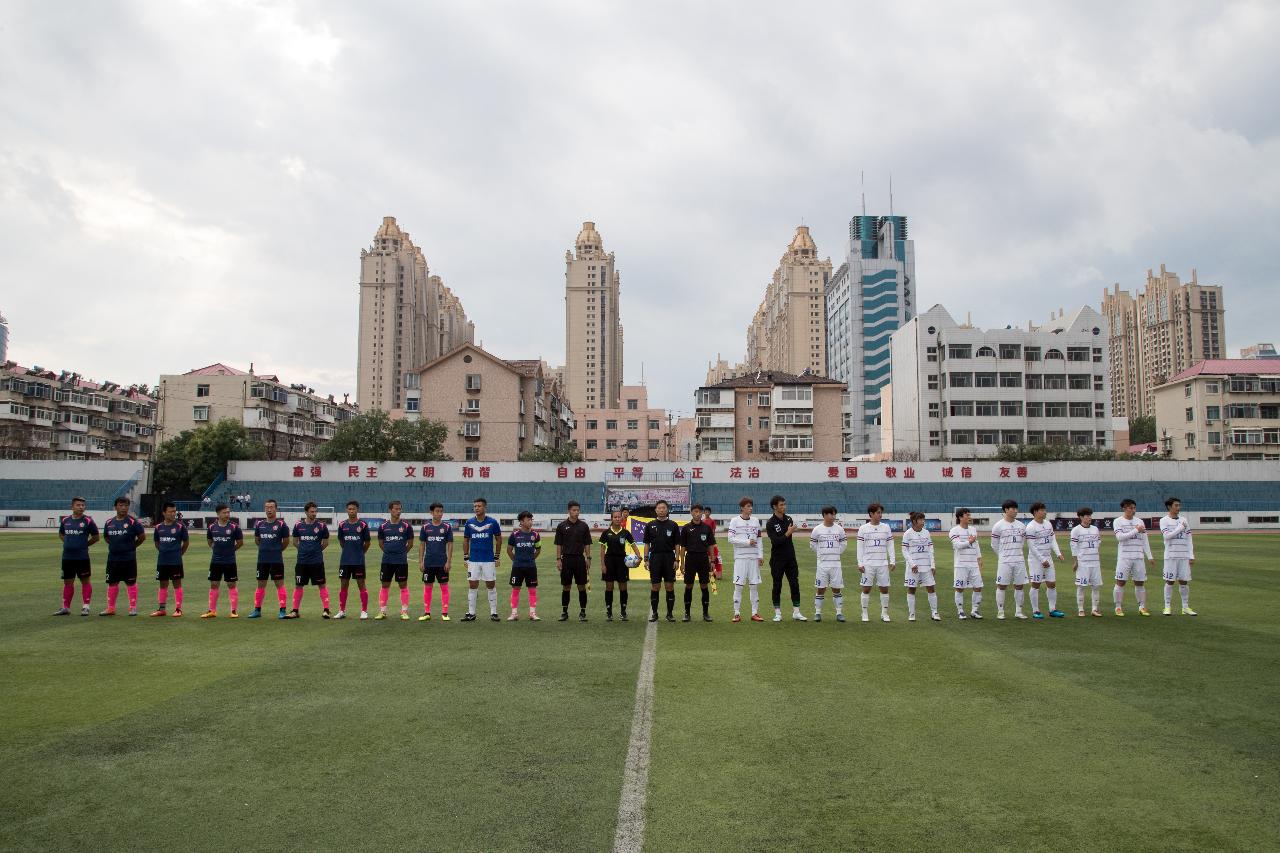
[467,561,497,583]
[732,557,761,586]
[1115,557,1147,583]
[1162,559,1192,582]
[953,566,983,589]
[996,560,1028,586]
[1029,562,1056,584]
[859,565,891,588]
[1075,565,1102,587]
[815,564,844,589]
[904,568,936,589]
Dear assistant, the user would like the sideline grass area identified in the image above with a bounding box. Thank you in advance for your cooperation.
[1,531,1278,852]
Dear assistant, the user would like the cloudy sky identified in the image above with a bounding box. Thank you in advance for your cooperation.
[3,1,1278,417]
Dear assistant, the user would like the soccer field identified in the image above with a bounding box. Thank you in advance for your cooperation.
[2,532,1279,852]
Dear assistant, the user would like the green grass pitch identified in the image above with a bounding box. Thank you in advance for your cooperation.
[1,530,1278,852]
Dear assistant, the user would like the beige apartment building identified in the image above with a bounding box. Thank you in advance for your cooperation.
[741,226,833,376]
[403,343,574,462]
[563,221,624,411]
[158,363,359,460]
[574,384,672,461]
[1154,358,1280,460]
[357,216,474,412]
[1103,265,1225,419]
[694,370,845,462]
[0,361,156,461]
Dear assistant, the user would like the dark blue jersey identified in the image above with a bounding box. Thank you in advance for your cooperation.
[292,521,328,565]
[464,516,501,562]
[378,520,413,565]
[508,529,541,569]
[337,519,370,566]
[103,515,145,557]
[254,518,290,562]
[59,514,98,560]
[206,521,242,565]
[153,521,188,566]
[418,521,453,568]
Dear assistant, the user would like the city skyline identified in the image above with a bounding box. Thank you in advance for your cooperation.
[3,2,1278,416]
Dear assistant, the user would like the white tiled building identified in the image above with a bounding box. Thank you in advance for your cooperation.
[888,304,1114,459]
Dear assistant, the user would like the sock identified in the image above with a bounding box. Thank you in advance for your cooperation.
[339,588,349,611]
[1091,586,1100,610]
[1136,586,1147,608]
[1014,587,1024,613]
[440,585,450,612]
[360,588,369,610]
[955,590,965,612]
[1180,585,1189,608]
[528,589,538,609]
[277,586,287,609]
[1164,584,1173,608]
[749,585,759,615]
[81,582,92,605]
[619,588,628,612]
[577,588,586,611]
[469,587,478,614]
[907,594,917,618]
[1113,584,1124,608]
[292,587,304,610]
[62,583,74,609]
[833,593,844,615]
[253,587,266,609]
[665,590,675,616]
[651,589,659,614]
[1077,586,1086,611]
[927,591,938,614]
[511,588,520,609]
[424,585,434,612]
[1047,586,1057,611]
[606,589,615,611]
[701,587,709,612]
[209,589,219,612]
[733,584,743,614]
[996,588,1006,612]
[490,587,500,614]
[107,585,119,610]
[157,587,168,607]
[561,589,570,611]
[379,588,389,609]
[860,592,870,613]
[879,592,889,612]
[400,587,410,610]
[683,587,692,611]
[174,588,184,610]
[815,593,824,614]
[127,584,138,609]
[972,590,982,611]
[318,587,330,609]
[229,587,238,611]
[1029,586,1040,612]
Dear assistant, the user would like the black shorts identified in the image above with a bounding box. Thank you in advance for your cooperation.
[208,562,239,583]
[770,556,799,579]
[509,566,539,588]
[294,563,326,586]
[380,563,409,584]
[105,558,138,585]
[256,562,285,582]
[602,554,629,583]
[683,553,711,584]
[648,551,676,585]
[155,563,184,582]
[422,566,449,584]
[338,564,367,581]
[559,554,587,586]
[61,558,91,581]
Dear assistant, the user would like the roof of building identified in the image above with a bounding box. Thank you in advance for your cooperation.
[2,361,155,400]
[1165,359,1280,383]
[184,362,248,377]
[787,225,817,254]
[703,369,844,389]
[503,359,543,378]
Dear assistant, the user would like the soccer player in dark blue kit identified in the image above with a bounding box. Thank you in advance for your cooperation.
[150,501,189,617]
[100,497,146,616]
[463,498,502,622]
[288,501,331,618]
[249,498,291,618]
[376,500,414,620]
[201,503,243,618]
[335,500,371,620]
[506,510,541,620]
[55,496,99,616]
[418,502,454,621]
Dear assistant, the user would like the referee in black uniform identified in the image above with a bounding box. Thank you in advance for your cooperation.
[643,499,681,622]
[554,501,593,622]
[679,503,716,622]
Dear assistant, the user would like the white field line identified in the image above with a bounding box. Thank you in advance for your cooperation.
[612,619,658,853]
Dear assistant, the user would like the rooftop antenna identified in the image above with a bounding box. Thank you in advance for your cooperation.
[860,171,866,216]
[641,361,645,385]
[889,173,895,217]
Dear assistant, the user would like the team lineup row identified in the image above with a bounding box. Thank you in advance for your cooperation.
[50,493,1199,623]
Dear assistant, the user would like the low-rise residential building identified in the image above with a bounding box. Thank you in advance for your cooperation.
[1,361,156,461]
[694,369,845,462]
[1154,359,1280,460]
[888,304,1113,460]
[158,363,358,460]
[574,384,672,461]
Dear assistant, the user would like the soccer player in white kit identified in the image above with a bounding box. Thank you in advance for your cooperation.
[990,500,1029,620]
[808,505,847,622]
[949,508,983,619]
[902,511,941,622]
[857,502,896,623]
[1069,507,1104,617]
[727,497,764,622]
[1113,498,1154,616]
[1025,501,1065,619]
[1159,496,1197,616]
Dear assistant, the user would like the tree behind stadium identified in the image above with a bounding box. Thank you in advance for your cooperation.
[154,418,268,496]
[312,410,451,463]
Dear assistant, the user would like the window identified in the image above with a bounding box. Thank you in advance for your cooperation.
[1069,374,1091,390]
[774,410,814,425]
[778,387,812,401]
[1208,431,1222,445]
[746,417,753,429]
[999,344,1021,359]
[1095,403,1106,418]
[1227,404,1259,419]
[927,375,938,391]
[406,398,419,412]
[1185,407,1194,422]
[1184,383,1193,398]
[606,439,618,449]
[465,447,480,461]
[1044,402,1068,418]
[949,401,974,417]
[1025,375,1043,390]
[606,419,618,430]
[586,439,598,449]
[758,416,769,430]
[928,431,940,447]
[972,400,996,417]
[946,344,972,359]
[627,399,638,410]
[1026,402,1044,417]
[1185,432,1196,449]
[193,405,209,421]
[465,374,482,390]
[696,389,721,405]
[466,398,480,413]
[626,439,638,450]
[758,392,770,406]
[747,440,754,454]
[1070,402,1092,418]
[949,372,973,388]
[1045,349,1064,360]
[648,419,660,430]
[627,419,638,430]
[1205,381,1220,394]
[586,419,597,430]
[999,372,1022,388]
[1067,347,1090,362]
[196,384,210,398]
[1043,375,1066,390]
[975,372,997,388]
[977,430,999,445]
[950,430,974,444]
[928,402,940,418]
[1002,430,1024,444]
[1000,400,1022,416]
[976,346,996,358]
[648,439,660,450]
[463,421,481,437]
[926,346,937,363]
[1206,405,1220,421]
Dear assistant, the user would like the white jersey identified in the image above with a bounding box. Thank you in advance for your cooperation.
[856,522,895,569]
[727,515,762,559]
[1159,515,1194,560]
[1069,524,1102,569]
[949,525,980,570]
[1114,516,1153,560]
[901,528,935,570]
[808,523,848,565]
[1024,519,1062,564]
[989,519,1027,564]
